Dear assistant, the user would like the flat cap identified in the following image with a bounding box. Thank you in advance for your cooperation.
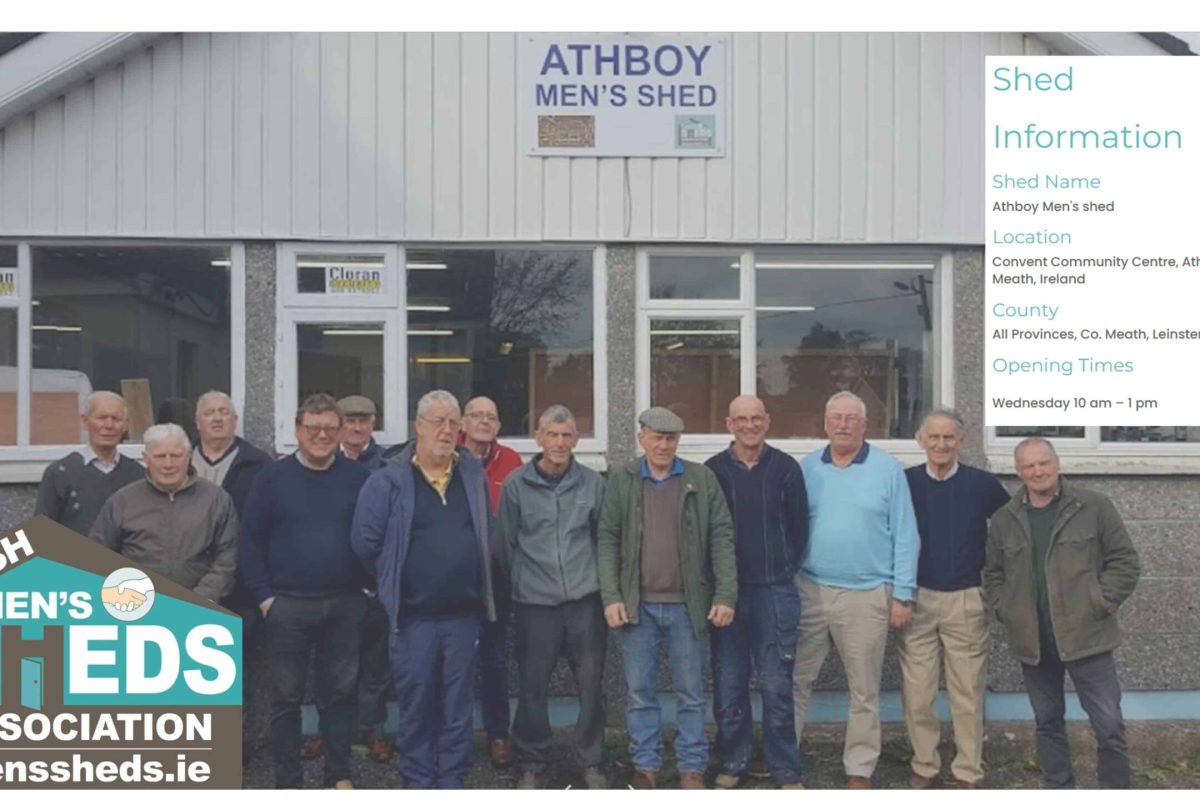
[638,406,684,434]
[336,395,377,417]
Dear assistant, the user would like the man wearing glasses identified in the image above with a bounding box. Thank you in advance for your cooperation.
[352,390,496,789]
[705,395,808,789]
[239,393,371,789]
[457,395,523,768]
[791,390,920,790]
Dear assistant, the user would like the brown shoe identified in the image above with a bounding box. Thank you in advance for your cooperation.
[630,770,657,790]
[953,780,979,789]
[301,737,323,759]
[909,771,936,790]
[713,773,740,790]
[846,776,872,790]
[489,738,513,768]
[367,738,394,762]
[779,782,805,790]
[679,771,706,790]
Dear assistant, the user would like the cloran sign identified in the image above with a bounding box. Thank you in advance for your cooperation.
[0,517,242,788]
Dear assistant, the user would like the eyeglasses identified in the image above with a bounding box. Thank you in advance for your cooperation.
[464,412,499,423]
[420,416,461,430]
[730,415,767,428]
[301,424,341,438]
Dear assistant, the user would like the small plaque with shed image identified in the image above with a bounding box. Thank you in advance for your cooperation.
[538,115,596,148]
[676,114,716,149]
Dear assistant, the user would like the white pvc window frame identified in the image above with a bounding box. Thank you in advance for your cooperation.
[276,242,608,457]
[0,239,246,481]
[635,246,952,464]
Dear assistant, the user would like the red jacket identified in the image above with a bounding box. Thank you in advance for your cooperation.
[457,433,523,513]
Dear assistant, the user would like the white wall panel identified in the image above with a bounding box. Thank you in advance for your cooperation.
[0,31,1089,244]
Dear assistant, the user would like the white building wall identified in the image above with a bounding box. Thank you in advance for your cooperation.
[0,32,1055,244]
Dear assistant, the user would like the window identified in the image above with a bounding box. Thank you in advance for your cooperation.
[990,425,1200,456]
[638,249,946,453]
[0,242,243,459]
[277,244,606,451]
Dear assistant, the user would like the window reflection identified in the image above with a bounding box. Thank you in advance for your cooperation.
[407,250,594,436]
[650,319,740,433]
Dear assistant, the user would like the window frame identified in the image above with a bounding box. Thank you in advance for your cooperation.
[276,242,608,457]
[635,246,954,464]
[986,425,1200,474]
[0,238,246,480]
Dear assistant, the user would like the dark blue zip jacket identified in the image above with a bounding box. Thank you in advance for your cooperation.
[351,441,496,631]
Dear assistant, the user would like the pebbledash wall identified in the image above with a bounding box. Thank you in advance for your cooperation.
[0,31,1196,723]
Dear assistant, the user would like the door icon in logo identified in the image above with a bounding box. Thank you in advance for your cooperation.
[21,656,43,711]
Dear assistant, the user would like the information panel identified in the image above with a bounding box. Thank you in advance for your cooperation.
[985,57,1200,425]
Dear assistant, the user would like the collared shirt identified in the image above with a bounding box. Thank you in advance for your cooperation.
[81,445,121,475]
[639,456,685,485]
[413,451,460,503]
[1022,482,1063,509]
[726,442,764,471]
[925,460,960,482]
[819,441,871,467]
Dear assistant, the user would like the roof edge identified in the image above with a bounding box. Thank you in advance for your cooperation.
[0,32,164,130]
[1033,31,1182,56]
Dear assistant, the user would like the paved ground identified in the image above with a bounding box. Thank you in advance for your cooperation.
[241,721,1200,789]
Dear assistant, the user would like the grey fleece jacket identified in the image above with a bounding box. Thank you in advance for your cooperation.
[89,474,239,603]
[499,456,606,606]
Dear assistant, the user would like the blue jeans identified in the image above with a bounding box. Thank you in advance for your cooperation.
[712,582,803,785]
[620,602,709,774]
[391,614,481,789]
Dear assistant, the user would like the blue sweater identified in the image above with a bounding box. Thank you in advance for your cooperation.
[799,443,920,602]
[239,453,371,603]
[905,463,1010,592]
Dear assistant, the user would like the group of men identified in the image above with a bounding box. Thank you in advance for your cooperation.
[34,386,1141,790]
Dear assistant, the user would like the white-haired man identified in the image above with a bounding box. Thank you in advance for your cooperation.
[792,391,920,789]
[352,389,496,790]
[36,390,144,534]
[899,409,1009,789]
[89,422,238,603]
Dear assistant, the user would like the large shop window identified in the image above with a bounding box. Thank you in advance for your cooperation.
[0,243,238,455]
[991,425,1200,461]
[277,244,604,450]
[638,250,944,452]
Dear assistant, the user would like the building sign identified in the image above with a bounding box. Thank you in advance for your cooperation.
[0,270,15,298]
[0,517,241,788]
[325,265,384,296]
[519,34,727,158]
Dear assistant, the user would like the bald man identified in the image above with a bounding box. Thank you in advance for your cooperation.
[705,396,808,789]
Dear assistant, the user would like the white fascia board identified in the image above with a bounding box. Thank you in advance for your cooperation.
[0,32,164,129]
[1033,32,1177,56]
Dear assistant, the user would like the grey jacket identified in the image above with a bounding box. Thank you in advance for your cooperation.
[89,474,239,603]
[499,456,605,606]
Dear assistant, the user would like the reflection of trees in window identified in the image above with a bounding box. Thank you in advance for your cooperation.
[489,251,586,341]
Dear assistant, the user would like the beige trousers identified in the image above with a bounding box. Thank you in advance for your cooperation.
[896,585,989,784]
[791,574,891,779]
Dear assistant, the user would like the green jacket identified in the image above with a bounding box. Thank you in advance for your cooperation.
[597,457,737,638]
[983,480,1140,665]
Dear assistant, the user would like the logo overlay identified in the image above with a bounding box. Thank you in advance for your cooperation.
[0,517,242,788]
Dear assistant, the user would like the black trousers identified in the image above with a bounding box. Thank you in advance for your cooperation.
[266,592,367,789]
[512,593,607,774]
[1021,649,1130,789]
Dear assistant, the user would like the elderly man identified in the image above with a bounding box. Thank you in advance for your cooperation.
[90,422,237,602]
[985,438,1140,790]
[36,390,144,534]
[240,393,371,790]
[458,395,523,767]
[500,405,607,790]
[352,390,496,790]
[792,390,920,789]
[191,390,273,756]
[705,395,807,789]
[338,395,386,470]
[598,406,737,790]
[899,409,1009,789]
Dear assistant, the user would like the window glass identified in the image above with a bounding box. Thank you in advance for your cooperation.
[1101,427,1200,443]
[755,265,933,438]
[407,249,594,437]
[297,323,385,428]
[996,427,1085,438]
[31,246,230,445]
[0,310,17,445]
[296,253,386,297]
[650,318,740,433]
[648,255,739,300]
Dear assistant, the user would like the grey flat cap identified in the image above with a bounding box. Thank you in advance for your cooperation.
[638,406,685,433]
[337,395,377,417]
